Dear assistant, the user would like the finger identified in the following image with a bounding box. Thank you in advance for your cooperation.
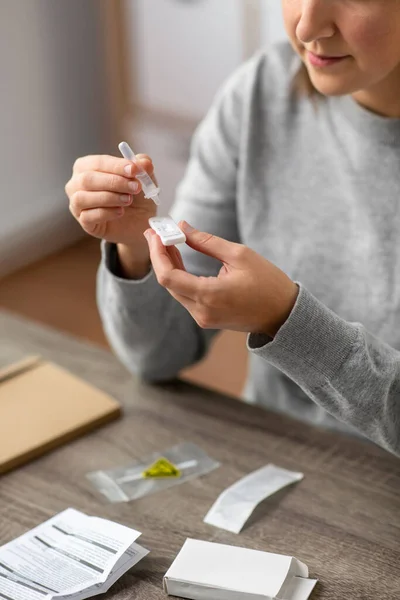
[124,156,155,179]
[179,221,243,265]
[145,230,201,299]
[168,289,196,311]
[165,246,181,271]
[77,171,142,195]
[166,245,186,271]
[145,231,178,276]
[167,289,217,331]
[79,207,124,229]
[73,154,154,179]
[70,190,132,217]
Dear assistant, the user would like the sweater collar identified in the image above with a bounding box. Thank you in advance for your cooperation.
[331,93,400,146]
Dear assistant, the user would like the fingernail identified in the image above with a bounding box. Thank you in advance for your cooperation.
[120,194,131,204]
[129,181,140,193]
[182,221,195,233]
[143,230,150,241]
[124,164,133,176]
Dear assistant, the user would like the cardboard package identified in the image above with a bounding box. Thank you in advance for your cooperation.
[0,356,121,474]
[164,539,317,600]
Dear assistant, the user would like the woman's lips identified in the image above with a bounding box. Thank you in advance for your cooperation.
[307,51,349,67]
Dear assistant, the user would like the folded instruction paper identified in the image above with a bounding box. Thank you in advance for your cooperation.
[164,539,317,600]
[0,508,148,599]
[204,464,304,533]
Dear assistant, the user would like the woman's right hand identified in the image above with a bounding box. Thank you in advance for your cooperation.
[66,153,157,244]
[65,153,158,277]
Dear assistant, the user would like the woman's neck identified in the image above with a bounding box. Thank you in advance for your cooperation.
[352,66,400,118]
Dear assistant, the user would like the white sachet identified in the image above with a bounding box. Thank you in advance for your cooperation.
[204,464,303,533]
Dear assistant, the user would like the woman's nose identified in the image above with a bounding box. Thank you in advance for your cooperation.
[296,0,336,45]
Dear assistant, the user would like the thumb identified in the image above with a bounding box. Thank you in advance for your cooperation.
[180,221,239,264]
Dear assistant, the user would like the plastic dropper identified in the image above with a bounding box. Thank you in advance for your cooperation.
[118,141,161,205]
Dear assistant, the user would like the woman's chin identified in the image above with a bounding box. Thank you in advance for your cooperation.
[306,68,361,97]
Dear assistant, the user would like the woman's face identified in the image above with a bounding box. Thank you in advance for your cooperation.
[282,0,400,102]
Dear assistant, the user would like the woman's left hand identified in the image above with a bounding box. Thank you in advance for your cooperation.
[144,221,299,338]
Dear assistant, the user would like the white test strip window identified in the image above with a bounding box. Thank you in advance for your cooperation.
[149,217,186,246]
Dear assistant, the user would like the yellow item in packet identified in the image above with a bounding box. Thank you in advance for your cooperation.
[143,457,181,478]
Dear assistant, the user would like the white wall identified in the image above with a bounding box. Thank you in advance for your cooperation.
[0,1,111,278]
[124,0,245,122]
[261,0,288,46]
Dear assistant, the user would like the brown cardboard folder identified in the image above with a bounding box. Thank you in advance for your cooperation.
[0,356,121,474]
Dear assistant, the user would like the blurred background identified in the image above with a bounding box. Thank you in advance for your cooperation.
[0,0,287,398]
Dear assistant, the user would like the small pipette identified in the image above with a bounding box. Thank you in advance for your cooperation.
[118,141,161,205]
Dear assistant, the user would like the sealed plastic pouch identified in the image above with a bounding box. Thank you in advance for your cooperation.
[87,442,219,503]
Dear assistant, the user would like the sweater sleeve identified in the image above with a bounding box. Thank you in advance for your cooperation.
[248,284,400,456]
[96,59,255,382]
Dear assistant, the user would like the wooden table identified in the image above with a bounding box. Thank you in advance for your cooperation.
[0,310,399,599]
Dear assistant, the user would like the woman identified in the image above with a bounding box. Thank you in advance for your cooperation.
[66,1,400,455]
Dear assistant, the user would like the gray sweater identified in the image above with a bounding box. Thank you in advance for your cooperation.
[97,43,400,456]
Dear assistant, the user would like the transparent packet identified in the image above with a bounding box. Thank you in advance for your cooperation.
[87,442,220,503]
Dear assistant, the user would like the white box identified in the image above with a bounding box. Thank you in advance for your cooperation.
[164,539,317,600]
